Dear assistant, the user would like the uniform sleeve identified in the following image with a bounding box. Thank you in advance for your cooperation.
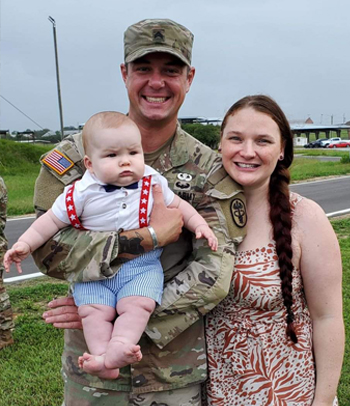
[0,180,8,265]
[32,162,123,284]
[154,173,175,206]
[145,180,246,349]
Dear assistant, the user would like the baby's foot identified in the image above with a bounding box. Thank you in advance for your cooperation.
[79,352,119,380]
[105,339,142,369]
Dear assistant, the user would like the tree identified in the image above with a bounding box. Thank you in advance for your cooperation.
[181,124,220,149]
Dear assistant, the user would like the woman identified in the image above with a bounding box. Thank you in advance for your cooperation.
[205,95,344,405]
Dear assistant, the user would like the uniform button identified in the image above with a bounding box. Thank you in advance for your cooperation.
[124,191,128,196]
[122,203,127,209]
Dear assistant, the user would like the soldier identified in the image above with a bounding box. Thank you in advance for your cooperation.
[0,176,14,350]
[35,19,247,405]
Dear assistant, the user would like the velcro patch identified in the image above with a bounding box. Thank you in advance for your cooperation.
[230,197,247,228]
[42,150,74,175]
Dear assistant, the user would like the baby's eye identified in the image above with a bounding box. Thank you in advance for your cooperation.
[129,151,138,156]
[107,153,116,157]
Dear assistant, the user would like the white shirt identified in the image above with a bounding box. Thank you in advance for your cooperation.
[51,165,175,231]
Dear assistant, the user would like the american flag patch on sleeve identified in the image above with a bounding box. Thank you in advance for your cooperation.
[42,149,74,175]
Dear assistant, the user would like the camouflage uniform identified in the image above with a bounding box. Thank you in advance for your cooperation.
[32,18,247,406]
[0,176,14,349]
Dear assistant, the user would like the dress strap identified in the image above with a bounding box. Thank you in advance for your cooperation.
[290,191,304,217]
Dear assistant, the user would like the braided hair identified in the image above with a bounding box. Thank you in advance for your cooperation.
[221,95,297,343]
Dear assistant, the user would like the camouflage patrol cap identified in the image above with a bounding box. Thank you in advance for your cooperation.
[124,19,194,66]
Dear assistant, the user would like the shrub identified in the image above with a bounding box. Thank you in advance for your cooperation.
[181,124,220,149]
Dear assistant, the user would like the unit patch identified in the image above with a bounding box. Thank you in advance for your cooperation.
[174,172,192,192]
[42,150,74,175]
[230,198,247,228]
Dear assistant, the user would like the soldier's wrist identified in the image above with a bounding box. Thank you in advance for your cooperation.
[147,226,159,249]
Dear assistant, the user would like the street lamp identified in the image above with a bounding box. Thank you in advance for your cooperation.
[48,16,64,140]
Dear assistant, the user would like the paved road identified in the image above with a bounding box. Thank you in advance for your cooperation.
[4,216,37,281]
[3,176,350,281]
[290,175,350,215]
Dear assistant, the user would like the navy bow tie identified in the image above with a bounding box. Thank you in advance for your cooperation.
[103,181,139,193]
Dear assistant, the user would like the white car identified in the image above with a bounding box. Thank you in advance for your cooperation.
[320,137,341,148]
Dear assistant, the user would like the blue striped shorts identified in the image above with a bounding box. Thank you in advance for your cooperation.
[73,248,164,308]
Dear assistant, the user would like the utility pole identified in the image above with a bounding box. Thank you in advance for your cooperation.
[48,16,64,140]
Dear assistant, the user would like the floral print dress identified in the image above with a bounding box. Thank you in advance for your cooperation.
[205,194,338,406]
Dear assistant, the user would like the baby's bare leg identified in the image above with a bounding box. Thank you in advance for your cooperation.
[78,304,119,379]
[104,296,156,370]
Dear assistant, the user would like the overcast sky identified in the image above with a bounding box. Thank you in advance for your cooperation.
[1,0,349,132]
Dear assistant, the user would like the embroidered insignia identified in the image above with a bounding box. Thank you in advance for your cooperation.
[177,173,192,182]
[42,150,74,175]
[153,29,165,42]
[174,172,192,192]
[230,198,247,228]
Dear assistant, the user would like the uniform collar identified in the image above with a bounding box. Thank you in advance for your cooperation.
[151,122,190,174]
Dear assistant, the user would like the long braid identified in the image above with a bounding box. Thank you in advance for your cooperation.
[269,164,298,343]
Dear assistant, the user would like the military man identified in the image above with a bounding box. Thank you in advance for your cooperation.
[35,19,246,405]
[0,176,14,350]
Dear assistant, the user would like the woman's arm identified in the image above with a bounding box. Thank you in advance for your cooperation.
[296,198,344,405]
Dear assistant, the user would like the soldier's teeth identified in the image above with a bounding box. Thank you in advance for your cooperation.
[146,97,167,103]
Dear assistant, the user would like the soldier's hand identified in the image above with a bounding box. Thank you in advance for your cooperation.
[43,296,83,329]
[150,184,184,247]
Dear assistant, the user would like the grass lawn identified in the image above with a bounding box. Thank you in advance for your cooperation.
[291,158,350,181]
[1,217,350,405]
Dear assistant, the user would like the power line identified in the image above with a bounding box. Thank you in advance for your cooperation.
[0,94,46,130]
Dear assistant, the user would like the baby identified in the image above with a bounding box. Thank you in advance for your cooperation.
[4,111,218,379]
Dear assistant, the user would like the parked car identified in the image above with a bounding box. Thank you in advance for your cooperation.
[319,137,342,148]
[327,140,350,148]
[304,138,328,148]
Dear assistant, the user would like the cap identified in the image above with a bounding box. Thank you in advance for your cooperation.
[124,18,194,66]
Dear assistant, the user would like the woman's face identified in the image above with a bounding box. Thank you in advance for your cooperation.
[220,107,284,191]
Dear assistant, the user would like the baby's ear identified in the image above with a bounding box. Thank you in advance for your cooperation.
[84,155,93,173]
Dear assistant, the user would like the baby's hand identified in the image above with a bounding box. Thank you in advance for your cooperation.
[195,225,218,251]
[3,241,31,274]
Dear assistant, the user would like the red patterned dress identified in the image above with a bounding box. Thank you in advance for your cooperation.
[205,195,338,406]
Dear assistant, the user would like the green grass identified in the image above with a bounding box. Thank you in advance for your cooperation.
[291,158,350,181]
[0,140,52,216]
[295,148,350,158]
[0,279,69,406]
[331,219,350,404]
[1,218,350,404]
